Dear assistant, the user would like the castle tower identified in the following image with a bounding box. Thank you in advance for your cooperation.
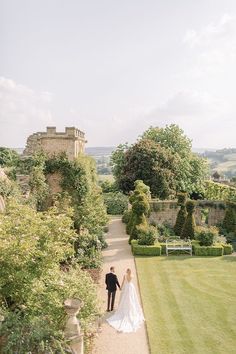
[23,126,86,160]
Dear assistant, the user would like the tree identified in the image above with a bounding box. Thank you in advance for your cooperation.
[141,125,209,194]
[114,139,179,199]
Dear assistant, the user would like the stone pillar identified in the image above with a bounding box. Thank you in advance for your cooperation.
[64,298,84,354]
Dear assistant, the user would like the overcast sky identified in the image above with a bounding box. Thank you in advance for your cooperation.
[1,0,236,149]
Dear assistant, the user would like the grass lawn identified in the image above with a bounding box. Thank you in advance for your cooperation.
[136,256,236,354]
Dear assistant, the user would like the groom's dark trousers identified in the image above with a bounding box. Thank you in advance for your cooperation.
[105,272,120,311]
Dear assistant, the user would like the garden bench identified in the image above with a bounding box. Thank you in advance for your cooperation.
[166,237,192,256]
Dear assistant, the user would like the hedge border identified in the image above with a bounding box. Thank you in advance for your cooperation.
[193,243,223,256]
[131,240,161,256]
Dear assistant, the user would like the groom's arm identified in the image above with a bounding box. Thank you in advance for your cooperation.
[105,274,108,286]
[115,275,121,289]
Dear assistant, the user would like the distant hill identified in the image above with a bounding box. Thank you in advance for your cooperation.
[202,148,236,178]
[11,146,236,178]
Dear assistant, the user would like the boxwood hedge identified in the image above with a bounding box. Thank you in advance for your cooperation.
[131,240,161,256]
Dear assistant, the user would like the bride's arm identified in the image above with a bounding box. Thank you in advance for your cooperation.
[120,275,125,290]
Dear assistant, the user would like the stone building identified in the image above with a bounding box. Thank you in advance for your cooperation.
[23,126,86,160]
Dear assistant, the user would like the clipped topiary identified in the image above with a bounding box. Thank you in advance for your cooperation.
[127,181,150,243]
[222,202,236,233]
[174,192,187,236]
[181,200,196,239]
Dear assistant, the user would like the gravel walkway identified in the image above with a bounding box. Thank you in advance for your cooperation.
[92,217,150,354]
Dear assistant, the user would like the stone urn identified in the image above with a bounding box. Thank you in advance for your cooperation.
[64,298,84,354]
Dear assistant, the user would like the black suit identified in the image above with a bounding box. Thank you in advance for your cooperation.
[105,272,120,311]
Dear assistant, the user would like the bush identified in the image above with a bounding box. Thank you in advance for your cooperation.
[156,223,174,242]
[0,200,99,352]
[193,243,223,256]
[122,209,131,224]
[131,240,161,256]
[195,226,218,246]
[103,192,128,215]
[137,225,157,246]
[222,244,233,255]
[174,205,187,236]
[181,200,196,239]
[222,202,236,233]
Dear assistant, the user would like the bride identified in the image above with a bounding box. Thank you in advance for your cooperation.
[106,268,145,333]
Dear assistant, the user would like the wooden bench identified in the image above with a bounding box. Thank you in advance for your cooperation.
[166,237,192,256]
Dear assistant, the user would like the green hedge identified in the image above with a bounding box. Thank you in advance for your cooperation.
[131,240,161,256]
[193,243,223,256]
[222,244,233,255]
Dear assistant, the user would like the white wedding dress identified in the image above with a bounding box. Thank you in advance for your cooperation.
[106,275,145,333]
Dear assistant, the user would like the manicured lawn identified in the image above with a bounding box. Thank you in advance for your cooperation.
[136,256,236,354]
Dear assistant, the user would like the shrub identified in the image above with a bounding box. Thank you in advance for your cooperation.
[137,225,157,246]
[0,200,99,352]
[222,202,236,233]
[181,200,196,239]
[122,209,131,224]
[195,226,218,246]
[174,205,187,236]
[128,181,150,243]
[193,243,223,256]
[103,192,128,215]
[131,241,161,256]
[222,244,233,255]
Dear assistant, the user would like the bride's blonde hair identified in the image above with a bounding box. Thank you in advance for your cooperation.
[126,268,132,281]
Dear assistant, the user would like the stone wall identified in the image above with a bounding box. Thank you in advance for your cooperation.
[149,199,225,227]
[23,126,86,160]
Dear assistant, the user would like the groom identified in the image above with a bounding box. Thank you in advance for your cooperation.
[105,266,120,312]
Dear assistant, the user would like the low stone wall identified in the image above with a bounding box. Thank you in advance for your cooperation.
[149,199,225,227]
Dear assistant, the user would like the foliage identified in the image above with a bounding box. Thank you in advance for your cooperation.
[110,143,129,183]
[141,124,209,195]
[222,244,233,255]
[99,179,118,193]
[181,200,196,239]
[0,200,98,352]
[155,223,174,242]
[131,240,161,256]
[195,226,218,246]
[0,176,21,199]
[45,153,108,242]
[117,139,179,198]
[137,225,157,246]
[28,165,50,210]
[127,181,150,243]
[0,147,20,167]
[174,193,187,236]
[204,180,236,202]
[75,232,102,268]
[193,243,223,256]
[122,209,132,224]
[222,202,236,233]
[103,192,128,215]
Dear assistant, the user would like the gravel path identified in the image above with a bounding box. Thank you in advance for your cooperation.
[92,217,150,354]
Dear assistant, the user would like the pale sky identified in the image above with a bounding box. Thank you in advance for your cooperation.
[0,0,236,149]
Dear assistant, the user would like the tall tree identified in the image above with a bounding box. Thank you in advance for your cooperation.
[141,124,208,194]
[114,139,179,198]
